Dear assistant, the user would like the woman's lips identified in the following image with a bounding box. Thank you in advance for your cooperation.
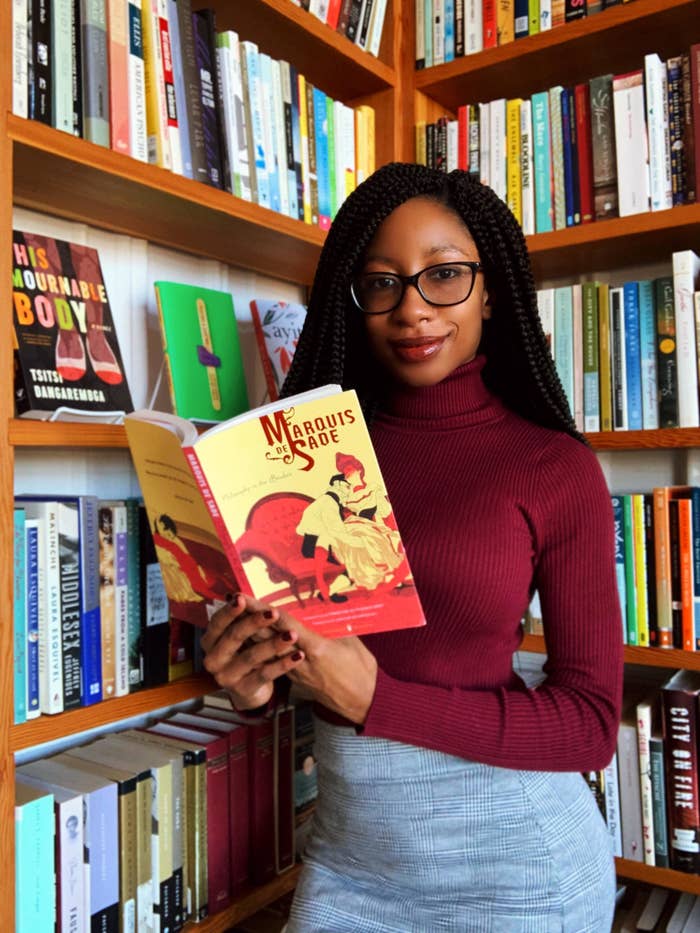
[390,336,447,362]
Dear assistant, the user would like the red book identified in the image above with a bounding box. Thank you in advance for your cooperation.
[482,0,497,48]
[574,83,594,224]
[274,706,295,874]
[146,721,232,912]
[457,106,469,171]
[326,0,343,29]
[662,671,700,873]
[689,44,700,203]
[171,709,251,894]
[247,717,277,885]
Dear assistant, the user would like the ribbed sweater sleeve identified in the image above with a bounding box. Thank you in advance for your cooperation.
[361,431,623,773]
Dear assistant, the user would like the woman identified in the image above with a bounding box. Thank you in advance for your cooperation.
[201,163,623,932]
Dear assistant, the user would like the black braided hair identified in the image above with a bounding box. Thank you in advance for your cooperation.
[281,161,581,441]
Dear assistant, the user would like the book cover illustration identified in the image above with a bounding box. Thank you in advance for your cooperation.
[155,281,249,422]
[125,387,426,636]
[249,299,306,401]
[12,230,134,419]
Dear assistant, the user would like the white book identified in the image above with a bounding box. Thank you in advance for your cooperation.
[127,0,148,162]
[354,0,369,47]
[672,250,700,427]
[12,0,28,117]
[52,0,74,134]
[415,0,425,65]
[339,100,356,201]
[489,98,506,203]
[536,288,555,352]
[636,888,669,932]
[668,893,696,933]
[242,41,269,209]
[231,32,252,202]
[520,99,535,236]
[572,284,584,433]
[603,752,623,857]
[635,698,656,865]
[368,0,389,57]
[613,70,650,216]
[479,102,490,188]
[432,0,444,65]
[446,119,458,172]
[465,0,482,55]
[554,286,574,417]
[17,499,63,715]
[682,896,700,933]
[539,0,552,30]
[271,59,290,217]
[259,53,279,213]
[17,776,85,933]
[216,33,240,195]
[644,54,672,212]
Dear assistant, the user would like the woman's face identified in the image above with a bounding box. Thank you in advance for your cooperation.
[359,197,490,389]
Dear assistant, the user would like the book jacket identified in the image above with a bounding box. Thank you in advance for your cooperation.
[125,387,426,637]
[12,230,133,418]
[249,298,306,401]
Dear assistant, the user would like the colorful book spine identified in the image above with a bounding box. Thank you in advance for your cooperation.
[609,285,627,431]
[623,281,642,432]
[127,0,148,162]
[125,497,142,692]
[613,70,650,216]
[574,82,594,223]
[141,0,171,167]
[314,86,332,229]
[638,279,659,430]
[632,492,649,647]
[667,56,687,206]
[673,250,700,427]
[168,0,192,177]
[597,283,612,432]
[519,99,534,235]
[581,281,599,433]
[531,91,553,233]
[649,734,669,867]
[505,98,522,224]
[654,275,678,428]
[622,494,638,646]
[636,698,656,864]
[560,87,577,227]
[548,85,566,230]
[193,8,225,189]
[242,41,268,206]
[175,0,208,184]
[259,53,280,213]
[13,509,26,724]
[107,0,130,153]
[611,496,627,643]
[644,53,672,212]
[589,74,618,219]
[553,286,574,415]
[80,0,110,146]
[24,519,41,719]
[52,0,74,134]
[57,500,82,710]
[662,671,700,872]
[15,782,55,933]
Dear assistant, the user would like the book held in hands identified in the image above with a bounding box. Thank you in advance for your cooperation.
[12,230,134,420]
[125,386,425,636]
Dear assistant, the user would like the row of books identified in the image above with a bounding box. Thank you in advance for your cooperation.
[612,884,700,933]
[415,0,637,69]
[11,496,175,722]
[587,670,700,876]
[536,250,700,432]
[292,0,389,57]
[418,48,700,234]
[11,0,375,225]
[14,693,318,933]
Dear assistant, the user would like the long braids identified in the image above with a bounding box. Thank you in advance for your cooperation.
[282,162,582,441]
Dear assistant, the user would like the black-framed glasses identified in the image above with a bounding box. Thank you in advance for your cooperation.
[350,261,483,316]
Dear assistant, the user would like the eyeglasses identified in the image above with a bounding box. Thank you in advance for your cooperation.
[350,261,483,316]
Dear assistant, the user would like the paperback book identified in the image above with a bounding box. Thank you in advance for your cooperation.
[12,230,133,420]
[125,386,425,635]
[249,298,307,401]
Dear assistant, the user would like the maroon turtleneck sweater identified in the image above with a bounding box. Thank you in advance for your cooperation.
[359,355,623,772]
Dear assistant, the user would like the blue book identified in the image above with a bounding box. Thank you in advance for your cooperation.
[638,279,659,430]
[531,92,553,233]
[13,509,26,724]
[515,0,530,37]
[15,781,55,933]
[444,0,455,61]
[560,87,576,227]
[554,286,574,415]
[611,497,628,643]
[242,42,269,208]
[313,86,331,230]
[24,520,40,718]
[260,53,280,213]
[326,95,337,220]
[623,281,643,431]
[168,0,193,179]
[289,63,304,222]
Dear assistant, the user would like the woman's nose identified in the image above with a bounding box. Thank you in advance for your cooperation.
[391,282,435,322]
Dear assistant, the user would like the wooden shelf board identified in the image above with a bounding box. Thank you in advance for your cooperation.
[520,634,700,671]
[183,866,301,932]
[10,116,325,286]
[616,858,700,895]
[587,427,700,451]
[10,673,217,752]
[9,418,130,448]
[526,204,700,279]
[202,0,395,98]
[415,0,700,109]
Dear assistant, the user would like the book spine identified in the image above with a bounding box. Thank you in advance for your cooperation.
[274,706,295,874]
[314,86,332,229]
[670,498,683,648]
[574,82,594,223]
[565,0,585,19]
[638,279,659,430]
[497,0,514,45]
[589,74,618,220]
[688,45,700,203]
[602,753,623,857]
[609,285,627,430]
[273,60,290,216]
[81,0,110,146]
[167,0,191,176]
[623,281,642,431]
[141,0,170,166]
[679,498,695,653]
[505,98,522,224]
[15,788,56,930]
[611,497,627,643]
[582,281,599,433]
[33,501,64,714]
[248,718,276,884]
[33,0,52,124]
[622,494,637,646]
[24,520,41,718]
[617,718,644,861]
[113,504,129,697]
[290,64,305,219]
[636,701,656,865]
[280,61,298,218]
[107,0,129,153]
[12,0,28,117]
[663,681,700,872]
[668,56,687,206]
[215,34,238,194]
[175,0,208,184]
[632,493,649,647]
[548,86,566,230]
[13,509,26,724]
[597,283,612,432]
[514,0,528,38]
[479,101,490,186]
[307,82,320,221]
[125,498,142,692]
[654,275,679,428]
[182,447,252,594]
[89,784,120,929]
[205,738,232,911]
[78,496,102,704]
[71,0,83,135]
[57,501,82,710]
[52,0,74,134]
[692,488,700,652]
[243,42,268,205]
[613,70,650,216]
[229,725,250,893]
[649,734,670,867]
[644,493,658,647]
[644,53,672,212]
[560,87,576,226]
[157,1,183,175]
[654,487,674,648]
[571,283,583,432]
[127,0,148,162]
[489,98,506,203]
[259,54,279,211]
[553,286,574,415]
[673,250,700,427]
[531,91,553,233]
[99,504,116,698]
[519,99,534,236]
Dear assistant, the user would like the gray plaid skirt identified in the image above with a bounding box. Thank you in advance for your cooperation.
[286,717,615,932]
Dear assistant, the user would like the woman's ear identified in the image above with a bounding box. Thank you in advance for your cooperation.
[481,288,492,320]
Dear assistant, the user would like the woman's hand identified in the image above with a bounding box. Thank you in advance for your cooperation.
[200,594,304,711]
[270,608,379,725]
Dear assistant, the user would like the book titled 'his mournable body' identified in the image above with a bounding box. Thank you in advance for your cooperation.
[125,385,425,635]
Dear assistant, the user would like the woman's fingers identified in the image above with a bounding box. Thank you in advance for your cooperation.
[200,593,248,653]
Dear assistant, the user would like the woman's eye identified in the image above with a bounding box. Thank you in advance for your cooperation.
[427,265,462,282]
[366,276,398,291]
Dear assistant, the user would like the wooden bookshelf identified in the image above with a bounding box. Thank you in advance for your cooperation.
[184,865,301,932]
[587,427,700,451]
[616,858,700,896]
[520,634,700,672]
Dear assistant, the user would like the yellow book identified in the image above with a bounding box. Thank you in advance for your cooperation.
[632,493,649,648]
[497,0,515,45]
[415,120,427,166]
[597,283,612,432]
[506,98,522,224]
[355,105,375,184]
[297,73,312,224]
[140,0,171,168]
[125,385,426,638]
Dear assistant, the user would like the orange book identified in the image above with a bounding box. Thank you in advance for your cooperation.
[678,497,696,652]
[654,485,692,648]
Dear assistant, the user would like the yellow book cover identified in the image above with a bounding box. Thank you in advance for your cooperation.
[497,0,514,45]
[125,386,426,637]
[597,283,612,432]
[506,98,522,224]
[632,493,649,647]
[140,0,170,169]
[355,105,375,185]
[297,73,312,224]
[415,120,427,166]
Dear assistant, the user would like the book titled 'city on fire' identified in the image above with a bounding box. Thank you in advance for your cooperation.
[125,386,426,637]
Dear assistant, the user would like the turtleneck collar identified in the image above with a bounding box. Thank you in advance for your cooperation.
[377,355,506,427]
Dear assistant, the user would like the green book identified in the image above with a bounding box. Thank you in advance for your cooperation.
[154,281,249,423]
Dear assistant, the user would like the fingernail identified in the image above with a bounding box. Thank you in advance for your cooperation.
[291,651,303,661]
[263,610,275,619]
[226,592,240,603]
[281,632,293,642]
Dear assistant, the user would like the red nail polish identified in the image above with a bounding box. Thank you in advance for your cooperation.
[263,610,274,619]
[281,632,293,642]
[291,651,303,661]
